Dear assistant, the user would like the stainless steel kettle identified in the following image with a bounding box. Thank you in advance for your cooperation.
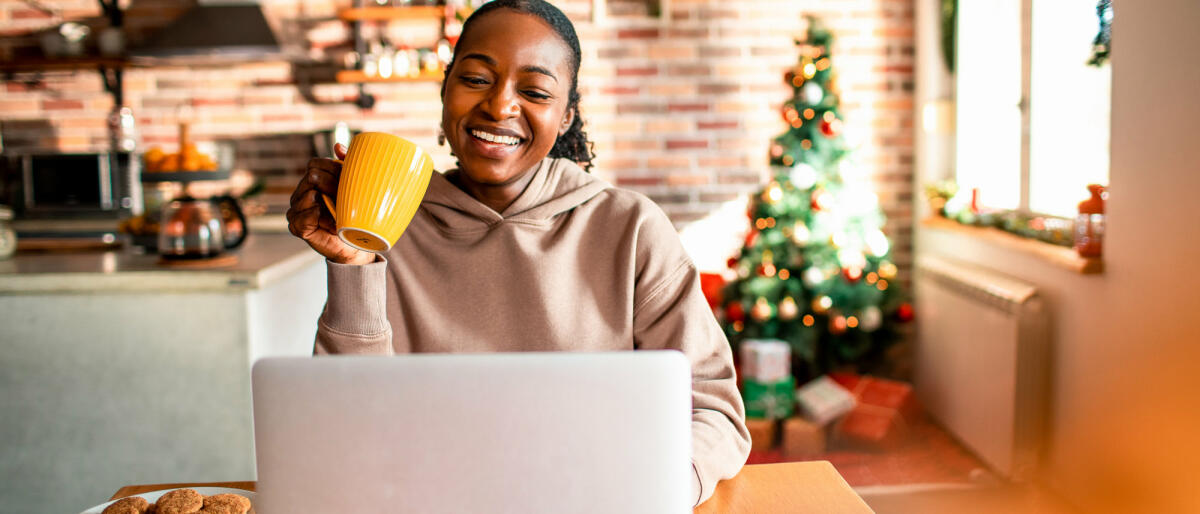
[157,195,247,259]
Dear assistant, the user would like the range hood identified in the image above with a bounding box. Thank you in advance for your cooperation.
[133,1,280,59]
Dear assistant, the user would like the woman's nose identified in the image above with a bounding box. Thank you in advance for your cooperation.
[482,84,520,120]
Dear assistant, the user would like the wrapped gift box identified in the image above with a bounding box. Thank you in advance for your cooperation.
[828,372,920,451]
[742,376,795,420]
[794,376,857,426]
[746,417,777,453]
[739,339,790,383]
[781,416,826,456]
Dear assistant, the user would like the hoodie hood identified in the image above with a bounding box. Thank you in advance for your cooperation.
[419,158,610,232]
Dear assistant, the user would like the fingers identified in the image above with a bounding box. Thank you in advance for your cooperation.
[334,143,348,160]
[292,158,342,207]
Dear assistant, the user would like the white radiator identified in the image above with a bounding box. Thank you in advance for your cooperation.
[914,255,1049,481]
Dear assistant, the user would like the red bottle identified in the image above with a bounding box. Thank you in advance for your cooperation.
[1074,184,1106,258]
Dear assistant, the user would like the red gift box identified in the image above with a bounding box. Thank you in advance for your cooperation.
[829,373,920,451]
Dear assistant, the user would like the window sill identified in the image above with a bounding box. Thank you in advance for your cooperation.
[920,217,1103,275]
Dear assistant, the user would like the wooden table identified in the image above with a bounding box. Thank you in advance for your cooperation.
[110,461,873,513]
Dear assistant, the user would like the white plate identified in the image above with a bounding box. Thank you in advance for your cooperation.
[80,486,255,514]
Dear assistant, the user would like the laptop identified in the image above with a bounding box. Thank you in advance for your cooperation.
[251,351,693,513]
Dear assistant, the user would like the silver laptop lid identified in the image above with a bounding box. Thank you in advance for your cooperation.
[252,351,692,513]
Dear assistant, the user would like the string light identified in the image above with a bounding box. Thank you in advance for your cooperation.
[790,118,803,128]
[800,139,812,150]
[803,108,815,120]
[877,279,889,291]
[816,58,831,71]
[733,321,744,332]
[866,272,879,284]
[823,111,836,122]
[782,154,794,166]
[802,314,815,326]
[755,218,768,230]
[778,268,790,280]
[803,62,816,78]
[765,217,776,228]
[847,316,859,328]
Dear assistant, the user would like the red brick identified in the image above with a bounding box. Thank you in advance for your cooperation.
[616,176,663,187]
[42,99,84,110]
[617,28,660,39]
[616,66,658,77]
[667,64,711,76]
[667,102,709,113]
[599,86,640,96]
[697,120,739,131]
[666,140,708,150]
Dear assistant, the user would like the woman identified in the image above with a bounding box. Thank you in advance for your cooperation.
[286,0,749,505]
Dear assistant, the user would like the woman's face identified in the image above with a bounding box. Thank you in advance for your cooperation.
[441,10,575,186]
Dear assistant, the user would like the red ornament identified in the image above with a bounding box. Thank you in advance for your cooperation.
[784,70,796,85]
[896,303,915,322]
[842,266,863,282]
[725,302,746,323]
[726,257,739,269]
[699,272,725,310]
[820,119,838,137]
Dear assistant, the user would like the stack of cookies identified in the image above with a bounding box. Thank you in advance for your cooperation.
[102,488,253,514]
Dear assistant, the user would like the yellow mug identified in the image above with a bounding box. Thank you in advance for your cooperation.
[322,132,434,253]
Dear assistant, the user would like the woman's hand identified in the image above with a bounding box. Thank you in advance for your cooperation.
[287,144,375,265]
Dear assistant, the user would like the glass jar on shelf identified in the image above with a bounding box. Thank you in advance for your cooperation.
[0,205,16,259]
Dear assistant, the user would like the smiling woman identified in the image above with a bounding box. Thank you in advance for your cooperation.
[285,0,750,507]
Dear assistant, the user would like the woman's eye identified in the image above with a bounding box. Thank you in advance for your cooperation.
[523,90,550,100]
[461,76,488,86]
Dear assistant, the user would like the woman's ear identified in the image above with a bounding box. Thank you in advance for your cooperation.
[558,106,575,136]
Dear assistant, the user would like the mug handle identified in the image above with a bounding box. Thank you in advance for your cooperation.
[321,157,344,222]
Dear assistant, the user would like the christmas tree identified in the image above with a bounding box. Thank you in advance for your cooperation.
[722,16,911,381]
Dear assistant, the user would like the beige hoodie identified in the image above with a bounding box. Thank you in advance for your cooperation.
[315,157,750,505]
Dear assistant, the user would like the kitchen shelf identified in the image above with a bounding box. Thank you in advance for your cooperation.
[0,56,130,73]
[338,5,443,21]
[335,69,443,83]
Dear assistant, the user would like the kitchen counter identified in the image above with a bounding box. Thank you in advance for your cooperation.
[0,231,329,514]
[0,233,321,294]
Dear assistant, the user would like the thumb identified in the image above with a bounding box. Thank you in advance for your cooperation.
[334,143,348,160]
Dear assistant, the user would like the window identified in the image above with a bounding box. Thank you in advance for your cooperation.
[955,0,1111,218]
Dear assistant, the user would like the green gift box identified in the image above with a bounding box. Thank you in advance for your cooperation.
[742,376,796,420]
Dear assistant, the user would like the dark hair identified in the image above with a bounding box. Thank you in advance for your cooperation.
[442,0,595,172]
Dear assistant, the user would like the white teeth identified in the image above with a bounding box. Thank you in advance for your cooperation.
[471,129,521,145]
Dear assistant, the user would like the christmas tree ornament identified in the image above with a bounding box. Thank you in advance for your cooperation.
[727,257,739,269]
[859,306,882,332]
[789,163,818,189]
[842,266,863,282]
[737,265,750,278]
[866,228,891,257]
[897,302,914,322]
[758,262,777,277]
[725,301,746,322]
[878,261,898,280]
[812,295,832,314]
[762,181,784,205]
[770,143,784,158]
[801,82,824,104]
[784,69,796,86]
[829,314,847,335]
[751,297,774,321]
[820,119,840,137]
[792,222,811,246]
[778,296,799,320]
[802,266,825,287]
[778,268,791,280]
[744,230,759,249]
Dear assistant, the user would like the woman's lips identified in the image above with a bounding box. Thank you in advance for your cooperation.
[466,130,523,159]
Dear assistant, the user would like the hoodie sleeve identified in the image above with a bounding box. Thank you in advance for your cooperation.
[314,259,394,355]
[630,201,751,506]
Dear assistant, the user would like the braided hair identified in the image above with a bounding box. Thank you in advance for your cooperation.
[442,0,596,172]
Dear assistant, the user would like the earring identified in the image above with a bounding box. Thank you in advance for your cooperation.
[437,127,446,146]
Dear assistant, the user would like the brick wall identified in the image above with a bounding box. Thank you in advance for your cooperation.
[0,0,913,276]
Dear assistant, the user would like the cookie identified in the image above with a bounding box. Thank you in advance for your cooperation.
[154,488,203,514]
[199,493,251,514]
[102,496,152,514]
